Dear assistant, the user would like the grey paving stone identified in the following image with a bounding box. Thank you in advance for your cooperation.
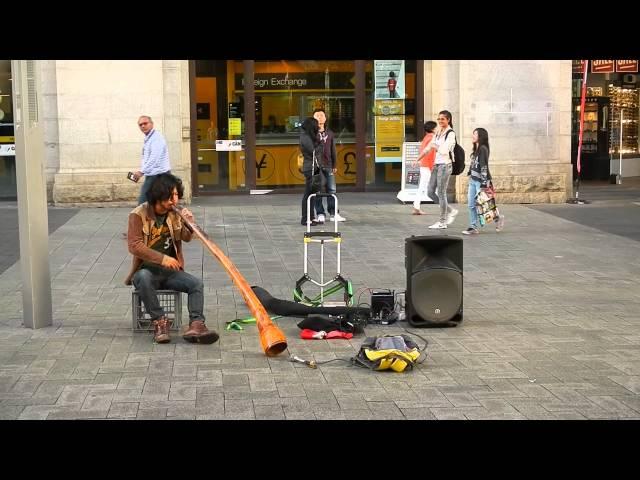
[169,385,196,401]
[400,408,436,420]
[342,409,374,420]
[0,405,24,420]
[430,408,468,420]
[18,405,62,420]
[108,402,139,418]
[117,377,146,391]
[47,409,109,420]
[254,404,285,420]
[136,408,168,419]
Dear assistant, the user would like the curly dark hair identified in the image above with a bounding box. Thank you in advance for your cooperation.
[146,173,184,205]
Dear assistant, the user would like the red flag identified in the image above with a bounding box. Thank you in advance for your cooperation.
[576,60,588,175]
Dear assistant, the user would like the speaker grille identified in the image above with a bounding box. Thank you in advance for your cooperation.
[411,268,462,323]
[405,235,463,327]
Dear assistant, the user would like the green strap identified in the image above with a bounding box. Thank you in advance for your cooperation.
[225,315,282,331]
[294,281,349,306]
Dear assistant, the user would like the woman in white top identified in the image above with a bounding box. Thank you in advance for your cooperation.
[423,110,459,229]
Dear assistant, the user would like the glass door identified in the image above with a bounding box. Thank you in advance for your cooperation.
[194,60,246,193]
[0,59,16,199]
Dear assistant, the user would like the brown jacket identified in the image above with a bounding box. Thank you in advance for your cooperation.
[124,202,192,285]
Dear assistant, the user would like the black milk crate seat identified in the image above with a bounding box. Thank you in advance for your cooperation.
[132,289,182,332]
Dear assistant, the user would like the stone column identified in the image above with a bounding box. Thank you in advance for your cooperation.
[426,60,572,203]
[46,60,192,205]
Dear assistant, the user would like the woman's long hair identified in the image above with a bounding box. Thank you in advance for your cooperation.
[301,117,319,143]
[472,127,490,156]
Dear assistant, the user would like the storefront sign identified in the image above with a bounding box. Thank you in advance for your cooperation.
[215,140,242,151]
[616,60,638,73]
[0,144,15,156]
[234,72,363,91]
[591,60,615,73]
[573,60,586,73]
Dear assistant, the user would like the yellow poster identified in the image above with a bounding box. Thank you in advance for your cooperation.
[229,118,242,136]
[373,99,404,116]
[375,114,404,162]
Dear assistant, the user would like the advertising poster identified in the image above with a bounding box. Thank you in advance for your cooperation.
[228,118,242,136]
[374,60,405,99]
[375,113,404,162]
[397,142,432,203]
[374,60,406,162]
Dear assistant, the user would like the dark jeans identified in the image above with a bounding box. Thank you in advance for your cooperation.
[132,266,205,323]
[301,172,316,223]
[137,170,171,205]
[314,167,337,216]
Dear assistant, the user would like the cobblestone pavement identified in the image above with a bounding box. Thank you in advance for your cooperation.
[1,185,639,420]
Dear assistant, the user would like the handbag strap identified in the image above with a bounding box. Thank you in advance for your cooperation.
[312,149,321,170]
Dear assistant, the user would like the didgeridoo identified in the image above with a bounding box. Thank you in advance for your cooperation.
[171,205,287,356]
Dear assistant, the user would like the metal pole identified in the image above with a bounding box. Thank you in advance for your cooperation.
[12,60,52,328]
[576,60,588,196]
[568,60,590,204]
[619,109,623,184]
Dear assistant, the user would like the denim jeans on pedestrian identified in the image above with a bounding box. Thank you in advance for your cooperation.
[427,163,453,223]
[301,172,314,223]
[314,167,337,216]
[132,266,205,323]
[137,171,171,205]
[467,178,482,229]
[413,166,431,210]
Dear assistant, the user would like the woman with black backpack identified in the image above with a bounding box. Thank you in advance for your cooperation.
[423,110,459,229]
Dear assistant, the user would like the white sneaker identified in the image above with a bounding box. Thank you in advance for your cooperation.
[331,213,346,222]
[428,221,447,229]
[317,214,325,224]
[446,208,459,225]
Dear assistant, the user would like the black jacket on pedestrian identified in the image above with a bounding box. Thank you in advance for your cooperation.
[319,129,338,169]
[300,133,324,175]
[468,144,492,187]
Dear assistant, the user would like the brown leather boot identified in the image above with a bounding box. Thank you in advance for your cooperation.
[152,316,171,344]
[183,320,219,345]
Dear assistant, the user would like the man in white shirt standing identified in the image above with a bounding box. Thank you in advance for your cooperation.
[132,115,172,205]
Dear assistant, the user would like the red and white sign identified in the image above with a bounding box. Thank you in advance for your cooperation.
[616,60,638,73]
[591,60,615,73]
[573,60,586,73]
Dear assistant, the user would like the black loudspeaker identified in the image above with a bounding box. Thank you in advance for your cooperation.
[405,235,463,327]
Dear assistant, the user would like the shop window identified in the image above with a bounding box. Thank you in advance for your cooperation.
[231,60,359,189]
[608,84,639,155]
[0,59,16,199]
[194,60,246,192]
